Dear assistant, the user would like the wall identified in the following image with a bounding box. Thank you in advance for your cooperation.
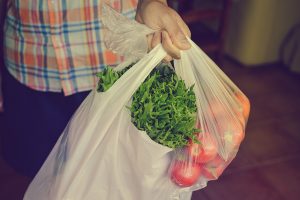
[225,0,300,66]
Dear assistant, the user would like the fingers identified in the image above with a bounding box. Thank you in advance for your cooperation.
[162,31,181,60]
[148,31,182,61]
[149,12,191,62]
[161,11,191,50]
[163,55,173,63]
[147,33,153,51]
[171,10,191,38]
[151,31,161,49]
[137,1,191,61]
[151,31,173,62]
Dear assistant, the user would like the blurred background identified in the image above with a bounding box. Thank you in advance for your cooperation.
[1,0,300,199]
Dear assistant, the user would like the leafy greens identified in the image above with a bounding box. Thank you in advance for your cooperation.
[96,63,199,148]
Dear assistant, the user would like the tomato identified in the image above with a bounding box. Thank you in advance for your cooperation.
[235,92,250,120]
[187,132,218,164]
[223,130,245,148]
[187,142,202,161]
[207,92,250,127]
[202,155,225,180]
[209,101,226,119]
[235,131,245,145]
[202,164,225,180]
[170,161,202,187]
[198,132,218,163]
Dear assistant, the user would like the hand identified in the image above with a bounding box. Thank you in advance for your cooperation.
[136,0,191,61]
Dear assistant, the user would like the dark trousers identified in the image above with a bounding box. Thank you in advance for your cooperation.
[1,68,90,177]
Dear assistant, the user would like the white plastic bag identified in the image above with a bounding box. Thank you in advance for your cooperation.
[24,44,188,199]
[168,38,249,189]
[24,5,249,200]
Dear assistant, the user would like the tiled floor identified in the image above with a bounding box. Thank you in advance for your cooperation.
[1,59,300,200]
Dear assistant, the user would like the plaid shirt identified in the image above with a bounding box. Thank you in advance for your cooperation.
[4,0,138,95]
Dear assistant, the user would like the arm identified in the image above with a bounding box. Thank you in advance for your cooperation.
[136,0,191,61]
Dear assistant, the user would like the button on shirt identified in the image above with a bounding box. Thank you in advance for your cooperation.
[4,0,138,95]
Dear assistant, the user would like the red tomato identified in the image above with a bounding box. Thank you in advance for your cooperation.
[209,101,226,119]
[187,142,202,161]
[170,161,202,187]
[207,155,225,166]
[202,165,224,180]
[202,155,225,180]
[187,132,218,164]
[208,93,250,127]
[234,131,245,145]
[198,132,218,163]
[187,121,204,163]
[223,130,245,148]
[235,92,250,120]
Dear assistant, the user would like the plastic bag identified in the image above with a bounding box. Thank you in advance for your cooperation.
[169,39,250,189]
[101,4,250,190]
[24,5,250,200]
[101,4,154,62]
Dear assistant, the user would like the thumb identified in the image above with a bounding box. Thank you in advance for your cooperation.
[162,16,191,50]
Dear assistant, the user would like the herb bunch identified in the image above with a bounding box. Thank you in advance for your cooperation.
[97,64,199,148]
[97,64,133,92]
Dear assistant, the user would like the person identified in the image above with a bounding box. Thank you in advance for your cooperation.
[1,0,191,177]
